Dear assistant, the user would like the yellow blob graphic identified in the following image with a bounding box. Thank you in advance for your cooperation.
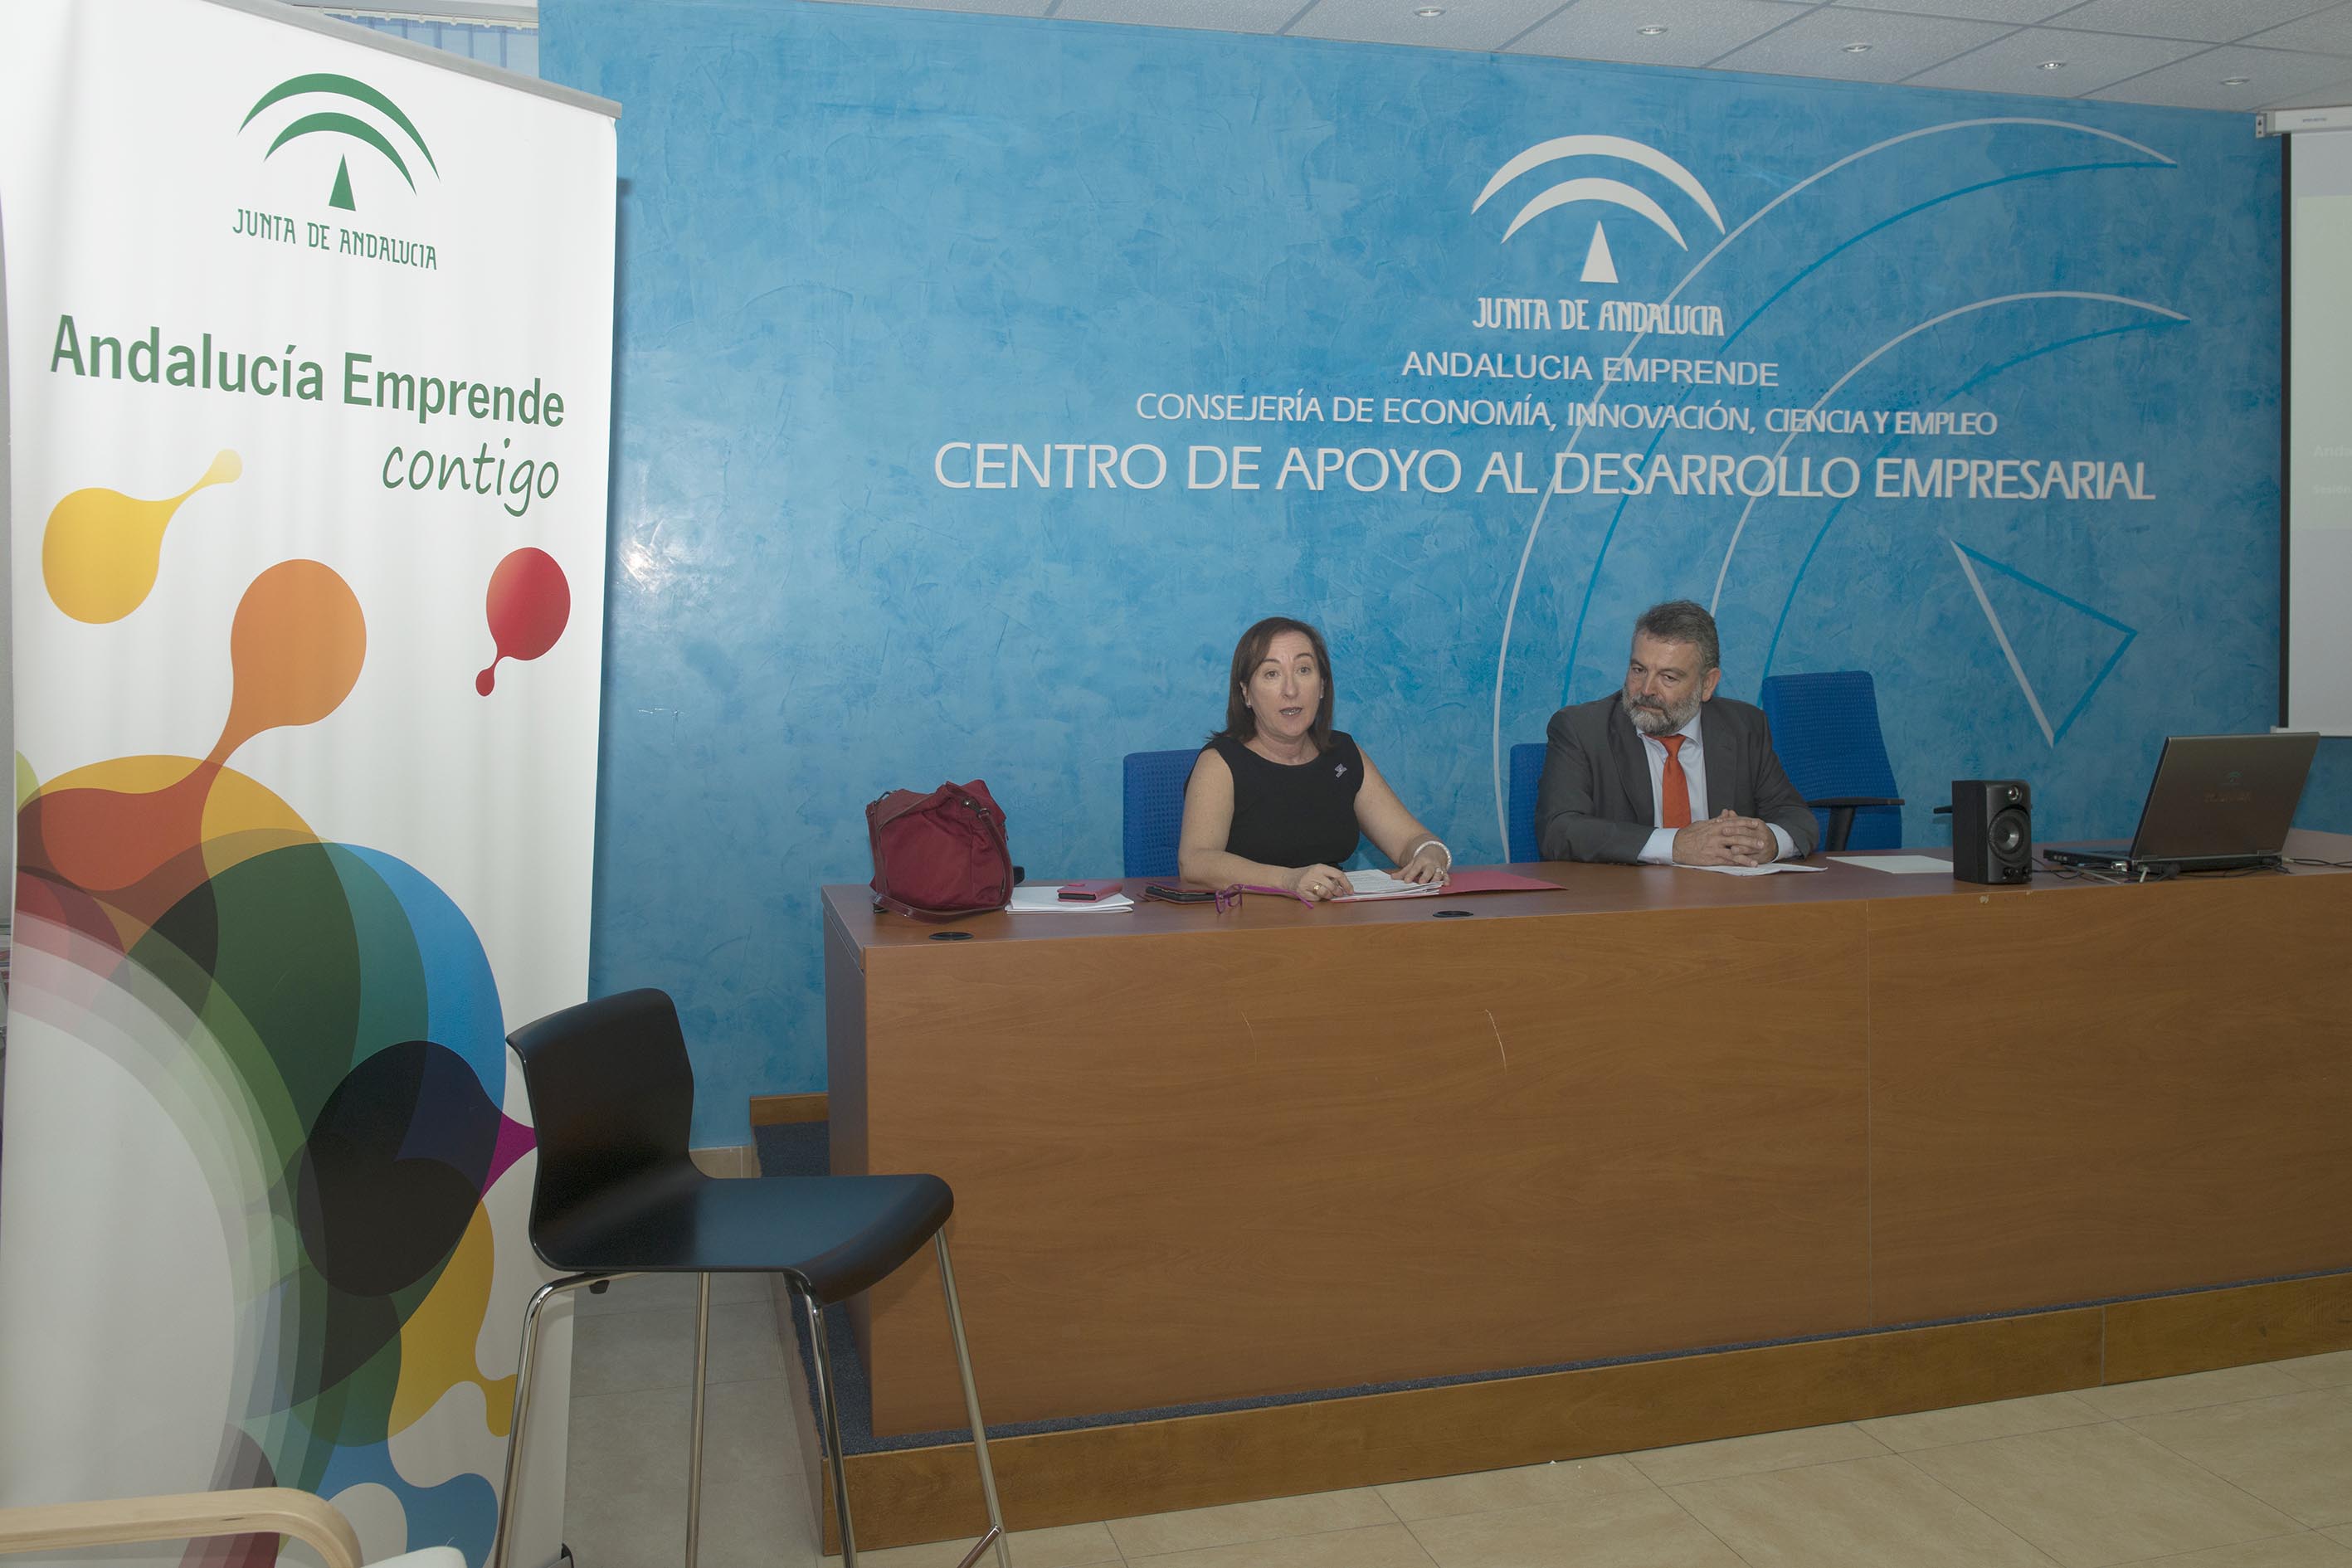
[390,1205,517,1439]
[15,752,37,811]
[42,450,241,624]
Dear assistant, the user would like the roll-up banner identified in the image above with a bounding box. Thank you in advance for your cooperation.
[0,2,616,1563]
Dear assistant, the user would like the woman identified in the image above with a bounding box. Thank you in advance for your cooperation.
[1177,616,1451,903]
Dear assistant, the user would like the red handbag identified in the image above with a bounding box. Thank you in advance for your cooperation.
[866,780,1015,919]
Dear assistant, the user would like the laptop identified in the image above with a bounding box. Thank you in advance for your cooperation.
[2042,732,2321,874]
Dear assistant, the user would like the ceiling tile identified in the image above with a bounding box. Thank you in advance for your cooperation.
[1507,0,1814,68]
[726,0,2352,103]
[1053,0,1301,30]
[2040,0,2338,44]
[2085,41,2352,106]
[806,0,1051,14]
[2261,71,2352,105]
[2241,0,2352,56]
[1902,23,2208,94]
[1286,0,1577,51]
[1828,0,2072,22]
[1712,7,2010,81]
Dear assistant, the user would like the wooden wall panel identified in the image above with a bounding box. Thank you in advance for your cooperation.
[751,1092,829,1126]
[821,909,876,1368]
[1868,876,2352,1326]
[852,903,1872,1434]
[835,1307,2102,1550]
[820,845,2352,1456]
[2106,1271,2352,1381]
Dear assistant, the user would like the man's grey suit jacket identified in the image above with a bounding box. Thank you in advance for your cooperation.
[1534,694,1821,864]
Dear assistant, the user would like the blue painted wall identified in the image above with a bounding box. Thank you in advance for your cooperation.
[2304,742,2352,828]
[545,0,2307,1145]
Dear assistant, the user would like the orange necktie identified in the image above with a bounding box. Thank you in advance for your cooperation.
[1658,734,1692,829]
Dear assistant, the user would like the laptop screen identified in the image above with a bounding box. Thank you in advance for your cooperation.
[2127,733,2321,864]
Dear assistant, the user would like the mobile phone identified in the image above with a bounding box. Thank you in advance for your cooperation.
[1058,879,1124,901]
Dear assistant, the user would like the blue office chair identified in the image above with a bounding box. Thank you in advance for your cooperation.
[1507,742,1547,864]
[1756,671,1906,853]
[1122,748,1197,878]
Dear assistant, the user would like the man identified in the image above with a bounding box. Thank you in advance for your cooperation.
[1535,600,1819,865]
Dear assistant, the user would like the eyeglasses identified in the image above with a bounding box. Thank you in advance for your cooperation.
[1215,884,1245,913]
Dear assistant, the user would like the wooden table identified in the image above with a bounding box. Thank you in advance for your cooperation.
[822,833,2352,1437]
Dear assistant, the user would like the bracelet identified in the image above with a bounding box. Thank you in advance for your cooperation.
[1408,838,1452,867]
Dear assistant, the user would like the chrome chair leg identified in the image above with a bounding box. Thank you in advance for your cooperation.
[935,1233,1010,1568]
[490,1270,614,1568]
[801,1291,860,1568]
[685,1271,713,1568]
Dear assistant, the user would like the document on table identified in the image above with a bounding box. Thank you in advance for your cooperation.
[1008,885,1135,913]
[1829,855,1955,874]
[1676,861,1826,876]
[1333,869,1447,900]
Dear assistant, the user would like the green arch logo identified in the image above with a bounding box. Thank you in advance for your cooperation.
[241,73,438,212]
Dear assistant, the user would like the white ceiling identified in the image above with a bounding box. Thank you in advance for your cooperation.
[805,0,2352,112]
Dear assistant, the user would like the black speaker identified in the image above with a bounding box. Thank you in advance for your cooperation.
[1952,779,2032,884]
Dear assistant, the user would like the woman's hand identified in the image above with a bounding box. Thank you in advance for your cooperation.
[1396,840,1451,884]
[1287,864,1349,903]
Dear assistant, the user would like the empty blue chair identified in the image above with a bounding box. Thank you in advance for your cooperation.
[1507,742,1547,863]
[1122,748,1197,878]
[1756,671,1906,852]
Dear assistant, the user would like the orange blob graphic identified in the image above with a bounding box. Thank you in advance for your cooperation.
[23,762,212,908]
[16,560,361,930]
[43,450,241,624]
[476,548,570,695]
[214,559,369,764]
[18,755,314,938]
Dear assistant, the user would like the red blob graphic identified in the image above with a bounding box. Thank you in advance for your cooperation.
[477,548,571,695]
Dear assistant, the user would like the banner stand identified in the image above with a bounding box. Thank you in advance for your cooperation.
[0,4,616,1564]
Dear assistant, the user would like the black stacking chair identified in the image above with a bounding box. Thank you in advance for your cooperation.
[489,988,1010,1568]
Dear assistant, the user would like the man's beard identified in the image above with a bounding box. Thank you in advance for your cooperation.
[1624,689,1700,736]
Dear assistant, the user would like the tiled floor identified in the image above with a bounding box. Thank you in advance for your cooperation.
[558,1290,2352,1568]
[562,1273,811,1566]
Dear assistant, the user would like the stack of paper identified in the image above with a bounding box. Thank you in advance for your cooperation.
[1334,869,1447,901]
[1828,855,1953,874]
[1676,861,1825,876]
[1008,885,1136,913]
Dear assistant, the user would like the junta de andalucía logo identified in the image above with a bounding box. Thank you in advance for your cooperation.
[241,72,437,211]
[234,72,441,271]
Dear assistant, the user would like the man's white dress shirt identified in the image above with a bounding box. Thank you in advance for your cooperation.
[1635,709,1799,865]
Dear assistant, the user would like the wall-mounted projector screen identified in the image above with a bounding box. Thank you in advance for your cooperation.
[2287,121,2352,734]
